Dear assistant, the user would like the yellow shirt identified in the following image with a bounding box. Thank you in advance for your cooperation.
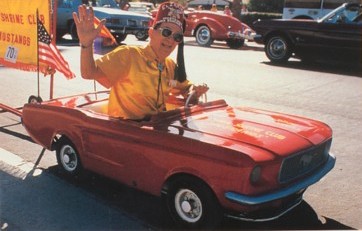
[95,45,191,120]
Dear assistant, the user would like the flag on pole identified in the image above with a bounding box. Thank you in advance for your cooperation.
[37,18,75,79]
[94,17,117,45]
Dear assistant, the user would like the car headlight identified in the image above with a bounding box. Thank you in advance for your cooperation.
[250,166,261,184]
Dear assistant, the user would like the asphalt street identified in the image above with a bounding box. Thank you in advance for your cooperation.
[0,148,150,231]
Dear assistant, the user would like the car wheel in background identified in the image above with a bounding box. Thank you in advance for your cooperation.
[56,137,83,176]
[114,34,128,43]
[70,21,79,41]
[28,95,43,104]
[195,25,213,47]
[135,31,149,41]
[165,176,222,229]
[226,39,245,49]
[265,35,292,63]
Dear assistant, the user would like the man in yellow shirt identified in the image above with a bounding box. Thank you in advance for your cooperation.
[73,2,208,120]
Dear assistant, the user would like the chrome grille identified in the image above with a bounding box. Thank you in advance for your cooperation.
[279,140,331,184]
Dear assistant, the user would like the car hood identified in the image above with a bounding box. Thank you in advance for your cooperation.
[166,103,332,161]
[253,19,318,30]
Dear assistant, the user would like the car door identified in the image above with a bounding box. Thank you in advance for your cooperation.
[312,5,362,57]
[56,0,75,31]
[314,20,361,53]
[80,117,168,194]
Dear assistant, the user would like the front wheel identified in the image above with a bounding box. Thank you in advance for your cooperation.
[165,177,223,229]
[56,137,82,176]
[195,25,213,47]
[265,35,292,63]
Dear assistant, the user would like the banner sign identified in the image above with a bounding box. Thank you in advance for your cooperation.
[0,0,51,72]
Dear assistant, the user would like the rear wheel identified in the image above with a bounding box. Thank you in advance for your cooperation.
[165,176,222,229]
[70,21,79,41]
[28,95,43,104]
[265,35,291,63]
[135,31,148,41]
[114,34,127,43]
[195,25,213,47]
[56,137,82,176]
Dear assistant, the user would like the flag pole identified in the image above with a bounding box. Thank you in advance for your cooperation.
[36,9,40,98]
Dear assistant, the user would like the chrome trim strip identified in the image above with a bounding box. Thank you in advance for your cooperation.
[226,197,303,222]
[225,153,335,206]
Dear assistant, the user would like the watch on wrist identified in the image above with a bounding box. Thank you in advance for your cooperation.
[80,43,92,49]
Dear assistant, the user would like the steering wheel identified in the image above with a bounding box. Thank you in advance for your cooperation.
[185,90,207,107]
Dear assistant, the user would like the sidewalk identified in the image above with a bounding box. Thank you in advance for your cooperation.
[0,148,149,231]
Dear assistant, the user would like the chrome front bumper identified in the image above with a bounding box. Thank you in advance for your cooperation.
[225,153,336,221]
[227,30,261,41]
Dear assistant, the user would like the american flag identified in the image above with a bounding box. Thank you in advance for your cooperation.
[38,18,75,79]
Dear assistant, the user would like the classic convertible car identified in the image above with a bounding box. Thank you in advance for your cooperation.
[150,9,257,49]
[22,91,335,228]
[253,3,362,64]
[184,11,257,48]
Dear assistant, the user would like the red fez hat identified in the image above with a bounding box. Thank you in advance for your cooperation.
[153,2,184,31]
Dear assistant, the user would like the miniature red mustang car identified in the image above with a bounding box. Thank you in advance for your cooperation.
[21,91,335,228]
[184,11,258,48]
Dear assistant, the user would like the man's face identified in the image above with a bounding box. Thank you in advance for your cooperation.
[149,22,182,61]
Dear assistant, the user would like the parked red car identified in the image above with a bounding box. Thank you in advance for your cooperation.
[184,11,257,48]
[21,90,335,228]
[150,9,258,49]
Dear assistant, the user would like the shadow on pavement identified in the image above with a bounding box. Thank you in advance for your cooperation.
[263,60,362,78]
[0,164,147,231]
[184,40,264,52]
[46,165,355,230]
[221,201,355,230]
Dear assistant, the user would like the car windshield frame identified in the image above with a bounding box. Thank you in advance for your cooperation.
[319,3,361,23]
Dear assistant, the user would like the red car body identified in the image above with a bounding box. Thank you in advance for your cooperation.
[150,9,258,49]
[184,11,257,48]
[21,91,335,228]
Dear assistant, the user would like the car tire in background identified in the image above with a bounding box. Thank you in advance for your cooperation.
[70,21,79,41]
[226,39,245,49]
[114,34,128,43]
[165,176,223,229]
[56,137,83,176]
[135,31,149,41]
[265,35,292,63]
[195,25,213,47]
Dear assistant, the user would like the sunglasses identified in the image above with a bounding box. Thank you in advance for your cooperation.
[158,28,183,43]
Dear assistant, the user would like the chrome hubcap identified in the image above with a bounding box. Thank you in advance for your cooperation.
[60,145,77,172]
[198,28,210,44]
[269,38,287,58]
[175,189,202,223]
